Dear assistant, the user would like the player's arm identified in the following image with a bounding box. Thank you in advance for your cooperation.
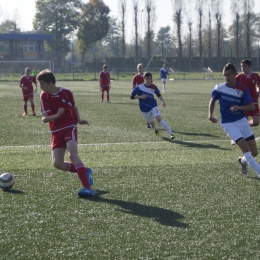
[156,92,166,108]
[230,102,255,112]
[19,80,28,90]
[208,98,218,123]
[42,108,64,123]
[73,105,89,125]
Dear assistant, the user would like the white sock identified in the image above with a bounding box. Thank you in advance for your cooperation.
[244,151,260,175]
[159,120,173,135]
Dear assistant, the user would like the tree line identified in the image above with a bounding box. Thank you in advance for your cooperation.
[0,0,259,71]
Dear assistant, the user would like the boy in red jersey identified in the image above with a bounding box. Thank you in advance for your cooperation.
[132,63,151,129]
[99,64,111,103]
[37,69,94,196]
[231,59,260,146]
[19,67,37,116]
[236,59,260,126]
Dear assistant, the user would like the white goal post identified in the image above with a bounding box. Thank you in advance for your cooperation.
[0,60,52,75]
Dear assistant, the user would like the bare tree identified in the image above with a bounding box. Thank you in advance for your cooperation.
[231,0,242,62]
[171,0,185,68]
[188,21,192,68]
[196,0,204,66]
[144,0,156,59]
[207,3,213,67]
[243,0,255,58]
[118,0,127,59]
[212,0,223,70]
[133,1,139,63]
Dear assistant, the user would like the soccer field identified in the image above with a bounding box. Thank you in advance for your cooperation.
[1,79,260,259]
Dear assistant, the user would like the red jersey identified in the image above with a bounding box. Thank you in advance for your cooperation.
[132,73,144,87]
[236,72,260,103]
[99,71,110,87]
[40,87,77,133]
[19,75,36,96]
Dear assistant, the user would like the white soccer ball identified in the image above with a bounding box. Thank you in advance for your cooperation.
[0,173,15,190]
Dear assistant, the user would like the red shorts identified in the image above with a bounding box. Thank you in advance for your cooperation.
[244,104,260,117]
[51,126,78,150]
[23,94,34,101]
[100,86,110,92]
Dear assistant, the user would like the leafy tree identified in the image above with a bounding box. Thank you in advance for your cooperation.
[0,19,21,32]
[33,0,82,67]
[155,26,173,60]
[77,0,110,62]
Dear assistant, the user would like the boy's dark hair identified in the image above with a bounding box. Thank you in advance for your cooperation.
[144,71,152,78]
[241,59,252,66]
[36,69,56,84]
[223,63,237,74]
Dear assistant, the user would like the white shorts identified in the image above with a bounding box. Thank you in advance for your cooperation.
[161,78,166,83]
[221,117,254,142]
[141,106,160,123]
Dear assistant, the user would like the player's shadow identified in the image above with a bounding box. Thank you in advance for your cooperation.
[174,131,219,138]
[161,138,231,150]
[2,189,24,194]
[80,190,188,228]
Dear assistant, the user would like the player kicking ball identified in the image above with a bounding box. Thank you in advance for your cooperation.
[37,69,94,196]
[131,71,175,139]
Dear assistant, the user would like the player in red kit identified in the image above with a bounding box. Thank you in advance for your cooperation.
[19,67,37,116]
[37,69,94,196]
[132,63,151,129]
[99,64,111,103]
[236,59,260,126]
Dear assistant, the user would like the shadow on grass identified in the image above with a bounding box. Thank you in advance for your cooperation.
[174,131,219,138]
[81,190,189,228]
[162,138,231,150]
[2,189,24,194]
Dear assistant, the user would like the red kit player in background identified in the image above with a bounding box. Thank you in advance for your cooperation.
[37,69,94,196]
[236,59,260,127]
[132,63,151,129]
[19,67,37,116]
[99,64,111,103]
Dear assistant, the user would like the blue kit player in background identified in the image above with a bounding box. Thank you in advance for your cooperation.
[208,63,260,177]
[159,64,169,93]
[131,71,175,139]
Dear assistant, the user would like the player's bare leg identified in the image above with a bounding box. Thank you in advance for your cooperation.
[23,101,28,116]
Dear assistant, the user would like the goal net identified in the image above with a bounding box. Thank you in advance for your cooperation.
[0,60,52,75]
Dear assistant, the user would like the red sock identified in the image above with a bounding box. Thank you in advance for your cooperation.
[75,163,90,188]
[66,162,76,172]
[24,105,27,113]
[31,103,35,113]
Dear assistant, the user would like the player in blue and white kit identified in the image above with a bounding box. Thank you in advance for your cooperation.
[131,71,175,139]
[159,64,169,93]
[208,63,260,177]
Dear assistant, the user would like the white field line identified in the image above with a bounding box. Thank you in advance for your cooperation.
[1,138,260,149]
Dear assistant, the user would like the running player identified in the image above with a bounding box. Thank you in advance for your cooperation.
[37,69,94,196]
[132,63,151,129]
[159,64,169,93]
[99,64,111,103]
[19,67,37,116]
[209,63,260,177]
[131,71,175,139]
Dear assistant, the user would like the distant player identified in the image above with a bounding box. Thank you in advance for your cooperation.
[132,63,151,129]
[37,69,94,196]
[209,63,260,177]
[32,67,38,78]
[131,71,175,139]
[19,67,37,116]
[99,64,111,103]
[159,64,169,93]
